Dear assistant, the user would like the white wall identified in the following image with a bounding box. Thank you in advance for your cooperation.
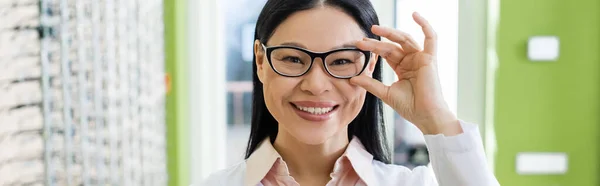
[188,0,227,182]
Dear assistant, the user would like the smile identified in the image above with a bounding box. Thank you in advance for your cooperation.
[290,101,339,122]
[294,105,335,115]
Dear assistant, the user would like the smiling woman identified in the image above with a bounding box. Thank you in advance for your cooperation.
[249,0,387,162]
[199,0,500,185]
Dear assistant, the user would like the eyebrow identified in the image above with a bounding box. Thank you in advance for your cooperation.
[276,41,357,50]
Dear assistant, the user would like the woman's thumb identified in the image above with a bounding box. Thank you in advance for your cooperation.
[349,76,388,100]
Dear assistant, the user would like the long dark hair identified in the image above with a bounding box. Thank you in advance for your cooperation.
[246,0,391,164]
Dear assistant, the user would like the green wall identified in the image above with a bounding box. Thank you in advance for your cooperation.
[164,0,190,186]
[494,0,600,185]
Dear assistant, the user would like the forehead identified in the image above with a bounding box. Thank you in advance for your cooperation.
[267,6,366,52]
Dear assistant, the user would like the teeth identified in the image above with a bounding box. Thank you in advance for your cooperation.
[295,105,334,115]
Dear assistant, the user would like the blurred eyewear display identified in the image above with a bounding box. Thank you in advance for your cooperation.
[0,0,167,185]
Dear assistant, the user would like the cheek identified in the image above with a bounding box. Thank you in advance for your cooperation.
[261,64,283,95]
[261,70,298,115]
[337,82,367,120]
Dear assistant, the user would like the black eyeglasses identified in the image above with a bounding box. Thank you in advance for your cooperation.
[262,44,371,79]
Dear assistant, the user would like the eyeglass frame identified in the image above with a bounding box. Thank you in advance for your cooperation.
[261,44,372,79]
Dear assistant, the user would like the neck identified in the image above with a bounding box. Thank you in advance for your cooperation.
[273,128,350,182]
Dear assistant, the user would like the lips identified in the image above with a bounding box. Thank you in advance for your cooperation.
[290,101,339,122]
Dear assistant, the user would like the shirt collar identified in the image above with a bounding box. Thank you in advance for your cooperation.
[343,136,378,185]
[245,138,281,186]
[244,136,378,186]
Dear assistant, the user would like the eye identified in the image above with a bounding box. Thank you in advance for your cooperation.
[282,56,304,64]
[330,59,353,65]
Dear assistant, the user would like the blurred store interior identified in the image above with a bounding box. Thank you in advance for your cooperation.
[0,0,598,185]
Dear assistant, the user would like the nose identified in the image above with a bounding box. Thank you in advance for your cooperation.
[299,58,332,96]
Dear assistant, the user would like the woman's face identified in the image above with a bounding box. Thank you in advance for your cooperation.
[254,6,377,145]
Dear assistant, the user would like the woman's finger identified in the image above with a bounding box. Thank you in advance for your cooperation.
[349,75,389,101]
[371,25,421,53]
[412,12,437,54]
[356,38,405,63]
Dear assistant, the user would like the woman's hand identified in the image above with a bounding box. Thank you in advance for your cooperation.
[351,12,462,136]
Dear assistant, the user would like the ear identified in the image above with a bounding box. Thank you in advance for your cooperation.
[254,40,266,83]
[365,54,379,76]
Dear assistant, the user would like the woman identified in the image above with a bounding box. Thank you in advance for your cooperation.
[202,0,499,185]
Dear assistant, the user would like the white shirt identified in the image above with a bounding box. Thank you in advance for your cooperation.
[199,121,500,186]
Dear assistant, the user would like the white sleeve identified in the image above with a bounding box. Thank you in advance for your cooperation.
[423,121,500,186]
